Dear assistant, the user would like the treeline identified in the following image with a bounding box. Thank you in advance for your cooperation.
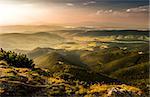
[0,48,34,68]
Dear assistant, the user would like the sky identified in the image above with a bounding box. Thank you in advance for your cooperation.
[0,0,149,29]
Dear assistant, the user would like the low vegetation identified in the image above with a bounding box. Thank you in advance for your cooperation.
[0,48,34,68]
[0,48,147,97]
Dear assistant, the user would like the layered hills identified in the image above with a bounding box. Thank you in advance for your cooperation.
[0,29,149,96]
[27,45,149,96]
[0,49,145,97]
[0,32,65,50]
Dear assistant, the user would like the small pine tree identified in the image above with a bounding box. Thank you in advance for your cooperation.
[0,48,34,68]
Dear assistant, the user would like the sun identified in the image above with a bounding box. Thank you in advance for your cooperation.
[0,3,35,25]
[0,4,19,25]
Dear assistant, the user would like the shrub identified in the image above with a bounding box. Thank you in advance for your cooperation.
[0,48,34,68]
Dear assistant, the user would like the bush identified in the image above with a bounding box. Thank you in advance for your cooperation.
[0,48,34,68]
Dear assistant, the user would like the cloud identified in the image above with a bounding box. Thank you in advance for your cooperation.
[126,5,149,13]
[96,10,103,15]
[96,5,149,16]
[83,1,96,5]
[66,3,74,7]
[96,9,113,15]
[95,9,130,17]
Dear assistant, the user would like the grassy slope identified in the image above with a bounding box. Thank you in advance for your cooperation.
[0,61,144,97]
[81,47,128,72]
[80,46,149,95]
[27,47,55,59]
[102,53,149,74]
[110,62,149,80]
[33,52,120,83]
[0,46,148,96]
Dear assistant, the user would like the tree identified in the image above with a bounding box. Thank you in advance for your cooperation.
[0,48,34,68]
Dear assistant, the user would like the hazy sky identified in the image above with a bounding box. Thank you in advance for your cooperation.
[0,0,149,29]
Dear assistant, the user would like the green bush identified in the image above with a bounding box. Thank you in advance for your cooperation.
[0,48,34,68]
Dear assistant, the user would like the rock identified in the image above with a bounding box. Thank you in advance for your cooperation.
[107,86,142,97]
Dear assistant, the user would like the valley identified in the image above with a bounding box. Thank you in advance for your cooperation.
[0,26,149,96]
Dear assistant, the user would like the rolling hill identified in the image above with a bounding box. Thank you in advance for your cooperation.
[101,53,149,74]
[78,30,149,37]
[0,32,65,50]
[33,52,120,83]
[27,47,55,59]
[79,45,149,95]
[34,52,87,71]
[110,62,149,80]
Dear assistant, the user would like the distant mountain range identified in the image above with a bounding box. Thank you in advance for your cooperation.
[81,30,149,36]
[0,29,149,50]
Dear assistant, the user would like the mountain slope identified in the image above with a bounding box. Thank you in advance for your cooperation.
[0,61,144,97]
[110,62,149,80]
[0,49,147,96]
[101,53,149,74]
[34,52,120,83]
[27,47,55,59]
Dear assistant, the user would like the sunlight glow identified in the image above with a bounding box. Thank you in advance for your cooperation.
[0,1,148,29]
[0,3,44,25]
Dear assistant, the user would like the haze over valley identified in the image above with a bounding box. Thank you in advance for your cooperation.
[0,0,149,97]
